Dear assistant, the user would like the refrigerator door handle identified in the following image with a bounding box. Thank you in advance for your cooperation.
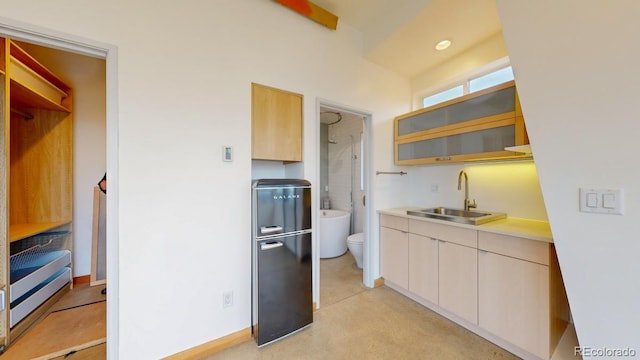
[261,225,283,234]
[261,241,284,250]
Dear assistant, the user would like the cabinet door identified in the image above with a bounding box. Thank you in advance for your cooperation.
[393,80,530,165]
[380,226,408,289]
[478,250,549,359]
[396,123,517,164]
[396,84,516,138]
[251,83,303,162]
[438,240,477,324]
[408,234,438,303]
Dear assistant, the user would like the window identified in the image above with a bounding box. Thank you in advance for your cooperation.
[469,66,514,92]
[422,85,463,108]
[421,65,514,108]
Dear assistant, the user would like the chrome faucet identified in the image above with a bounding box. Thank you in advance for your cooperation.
[457,170,477,211]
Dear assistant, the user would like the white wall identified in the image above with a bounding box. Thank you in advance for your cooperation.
[411,31,509,109]
[16,42,107,278]
[405,161,548,221]
[0,1,410,358]
[497,0,640,353]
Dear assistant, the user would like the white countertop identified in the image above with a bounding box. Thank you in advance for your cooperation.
[378,207,553,243]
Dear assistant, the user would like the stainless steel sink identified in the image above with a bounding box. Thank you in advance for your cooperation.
[406,207,506,225]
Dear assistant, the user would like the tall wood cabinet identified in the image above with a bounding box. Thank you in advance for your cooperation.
[0,38,73,348]
[251,83,303,162]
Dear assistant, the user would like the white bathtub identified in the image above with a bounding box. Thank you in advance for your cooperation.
[319,209,350,258]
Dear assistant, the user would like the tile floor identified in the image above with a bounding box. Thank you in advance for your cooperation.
[206,252,519,359]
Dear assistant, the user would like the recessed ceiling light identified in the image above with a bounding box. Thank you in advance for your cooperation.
[435,39,451,51]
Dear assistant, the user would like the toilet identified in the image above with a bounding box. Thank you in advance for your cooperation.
[347,232,364,269]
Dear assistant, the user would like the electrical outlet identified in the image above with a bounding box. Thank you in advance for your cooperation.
[223,291,233,308]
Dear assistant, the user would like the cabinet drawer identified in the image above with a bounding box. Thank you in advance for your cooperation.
[10,267,71,327]
[10,250,71,302]
[478,231,549,265]
[380,215,409,232]
[409,220,477,248]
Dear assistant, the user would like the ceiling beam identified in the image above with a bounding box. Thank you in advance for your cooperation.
[274,0,339,30]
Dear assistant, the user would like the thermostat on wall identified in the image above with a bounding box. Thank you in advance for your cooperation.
[222,146,233,162]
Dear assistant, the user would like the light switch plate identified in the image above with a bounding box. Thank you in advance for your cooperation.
[580,188,624,215]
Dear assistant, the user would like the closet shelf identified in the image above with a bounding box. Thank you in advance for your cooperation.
[9,40,71,113]
[10,41,69,91]
[9,221,71,243]
[10,77,70,113]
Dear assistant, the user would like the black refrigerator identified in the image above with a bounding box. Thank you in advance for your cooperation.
[251,179,313,346]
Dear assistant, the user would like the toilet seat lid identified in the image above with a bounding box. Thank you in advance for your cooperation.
[347,232,364,244]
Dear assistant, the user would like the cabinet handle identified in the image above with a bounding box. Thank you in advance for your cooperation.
[435,156,452,161]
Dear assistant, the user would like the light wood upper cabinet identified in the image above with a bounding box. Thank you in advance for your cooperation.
[251,83,303,162]
[394,81,529,165]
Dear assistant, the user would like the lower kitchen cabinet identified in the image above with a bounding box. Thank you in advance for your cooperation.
[408,234,438,304]
[478,231,569,360]
[379,212,570,360]
[409,218,478,324]
[479,250,549,359]
[379,216,409,289]
[438,240,478,325]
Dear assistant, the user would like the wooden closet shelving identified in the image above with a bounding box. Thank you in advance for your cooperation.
[1,37,74,350]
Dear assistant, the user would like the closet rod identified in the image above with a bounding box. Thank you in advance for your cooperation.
[10,107,34,120]
[376,171,407,176]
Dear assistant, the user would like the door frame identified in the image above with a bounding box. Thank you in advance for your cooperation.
[315,98,374,308]
[0,16,120,357]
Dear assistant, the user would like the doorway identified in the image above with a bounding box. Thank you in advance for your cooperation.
[0,19,118,356]
[316,100,372,308]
